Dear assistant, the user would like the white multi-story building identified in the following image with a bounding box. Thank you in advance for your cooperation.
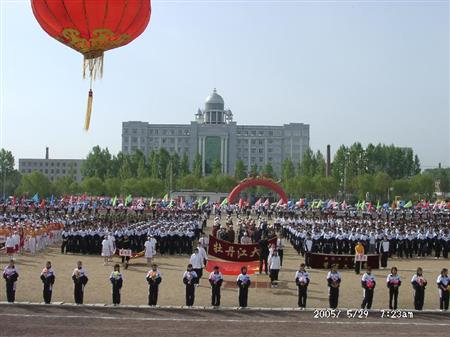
[122,89,310,176]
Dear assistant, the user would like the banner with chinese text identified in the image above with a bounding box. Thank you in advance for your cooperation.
[208,235,277,262]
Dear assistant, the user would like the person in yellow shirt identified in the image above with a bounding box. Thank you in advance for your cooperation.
[354,241,365,274]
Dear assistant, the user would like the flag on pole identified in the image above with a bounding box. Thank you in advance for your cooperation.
[32,193,39,204]
[112,196,118,207]
[376,200,381,210]
[220,198,228,207]
[201,197,208,206]
[263,199,269,207]
[404,200,413,208]
[125,194,132,206]
[163,194,169,202]
[277,199,284,207]
[254,198,262,208]
[50,195,55,206]
[238,198,244,208]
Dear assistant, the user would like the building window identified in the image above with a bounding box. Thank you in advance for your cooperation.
[44,169,48,173]
[62,169,66,174]
[259,140,263,145]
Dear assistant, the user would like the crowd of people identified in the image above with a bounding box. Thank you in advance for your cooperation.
[3,259,449,311]
[1,201,449,311]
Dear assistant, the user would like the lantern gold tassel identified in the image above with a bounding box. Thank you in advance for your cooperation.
[83,51,104,80]
[85,89,93,131]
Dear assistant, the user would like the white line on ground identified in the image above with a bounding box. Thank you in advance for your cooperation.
[0,313,448,327]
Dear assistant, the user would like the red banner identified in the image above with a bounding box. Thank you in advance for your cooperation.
[208,235,277,262]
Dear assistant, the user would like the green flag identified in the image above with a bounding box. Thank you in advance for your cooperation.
[404,200,413,208]
[112,196,117,207]
[201,197,208,206]
[220,198,228,206]
[125,194,132,206]
[376,200,381,210]
[162,194,169,202]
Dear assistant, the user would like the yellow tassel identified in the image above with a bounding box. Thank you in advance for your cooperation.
[85,89,93,131]
[83,51,104,80]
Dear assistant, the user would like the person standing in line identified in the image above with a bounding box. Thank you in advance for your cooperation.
[237,266,251,308]
[72,261,88,304]
[258,236,269,275]
[354,241,365,274]
[303,234,313,268]
[183,264,197,307]
[146,263,162,306]
[3,260,19,303]
[327,264,341,309]
[101,235,112,266]
[411,267,427,310]
[361,266,376,309]
[40,261,55,304]
[295,263,310,309]
[208,266,223,307]
[437,268,449,311]
[109,264,123,306]
[268,249,281,288]
[379,236,390,268]
[386,266,401,310]
[189,248,204,286]
[121,235,131,269]
[277,234,285,266]
[144,236,156,267]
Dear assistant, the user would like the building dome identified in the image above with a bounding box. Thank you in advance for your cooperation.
[205,88,224,111]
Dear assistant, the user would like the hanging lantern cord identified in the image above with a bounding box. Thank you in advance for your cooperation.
[84,77,94,131]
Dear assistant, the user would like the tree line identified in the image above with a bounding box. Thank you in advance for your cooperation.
[1,143,448,201]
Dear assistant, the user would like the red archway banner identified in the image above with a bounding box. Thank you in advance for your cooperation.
[208,235,277,262]
[227,178,288,204]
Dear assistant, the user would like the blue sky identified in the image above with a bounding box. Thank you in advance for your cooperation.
[1,0,449,168]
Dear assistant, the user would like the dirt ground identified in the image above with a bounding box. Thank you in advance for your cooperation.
[1,226,448,310]
[0,305,448,337]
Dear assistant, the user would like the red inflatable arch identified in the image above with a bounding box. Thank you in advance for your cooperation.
[228,178,288,204]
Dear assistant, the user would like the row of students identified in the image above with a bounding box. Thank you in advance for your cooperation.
[2,261,449,310]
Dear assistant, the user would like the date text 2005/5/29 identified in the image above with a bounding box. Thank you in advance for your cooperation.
[313,309,370,319]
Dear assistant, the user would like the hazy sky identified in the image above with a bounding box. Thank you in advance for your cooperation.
[1,0,449,169]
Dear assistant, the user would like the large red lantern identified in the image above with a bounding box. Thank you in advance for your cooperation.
[31,0,152,130]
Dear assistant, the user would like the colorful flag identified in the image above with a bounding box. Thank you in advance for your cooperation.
[376,200,381,210]
[220,198,228,206]
[404,200,413,208]
[125,194,132,206]
[112,196,118,207]
[277,199,284,207]
[201,197,208,206]
[50,195,55,206]
[238,198,244,208]
[163,194,169,202]
[254,198,262,208]
[32,193,39,204]
[263,199,269,207]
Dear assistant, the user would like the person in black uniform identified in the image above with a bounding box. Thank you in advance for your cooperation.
[411,267,427,310]
[146,264,162,306]
[109,264,123,306]
[327,264,341,309]
[121,235,131,269]
[3,260,19,303]
[237,266,251,308]
[183,264,197,307]
[208,266,223,307]
[386,266,401,310]
[40,261,55,304]
[258,236,269,274]
[72,261,88,304]
[295,263,310,309]
[61,231,68,254]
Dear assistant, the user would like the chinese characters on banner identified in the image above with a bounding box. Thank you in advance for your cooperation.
[208,235,277,262]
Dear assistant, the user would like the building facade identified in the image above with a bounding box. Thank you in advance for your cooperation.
[122,89,310,176]
[19,158,84,182]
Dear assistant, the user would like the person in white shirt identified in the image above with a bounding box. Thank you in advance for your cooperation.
[101,236,112,265]
[5,235,15,261]
[144,236,156,266]
[361,266,376,309]
[189,248,204,285]
[268,250,281,287]
[208,266,223,307]
[379,236,390,268]
[437,268,449,311]
[295,263,310,309]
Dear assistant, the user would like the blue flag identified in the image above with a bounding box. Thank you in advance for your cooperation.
[32,193,39,203]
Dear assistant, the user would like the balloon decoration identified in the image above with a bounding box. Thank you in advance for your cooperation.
[31,0,152,130]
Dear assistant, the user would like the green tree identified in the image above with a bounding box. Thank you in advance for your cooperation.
[81,146,112,180]
[178,174,201,190]
[392,179,410,198]
[262,162,275,179]
[281,158,295,181]
[16,171,52,197]
[298,148,314,177]
[355,174,375,200]
[180,153,190,177]
[193,153,202,178]
[315,151,326,177]
[212,159,222,176]
[81,177,104,196]
[171,152,181,180]
[373,171,392,201]
[235,159,247,181]
[0,149,21,197]
[250,163,258,176]
[410,174,434,199]
[53,176,76,195]
[137,158,148,179]
[158,148,171,180]
[149,150,160,179]
[141,177,165,197]
[104,177,122,196]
